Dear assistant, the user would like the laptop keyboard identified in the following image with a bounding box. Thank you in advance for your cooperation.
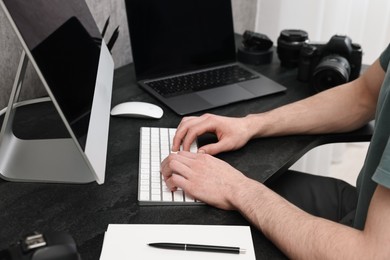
[138,127,202,205]
[145,64,259,98]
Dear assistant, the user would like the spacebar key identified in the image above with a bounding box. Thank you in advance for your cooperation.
[173,189,184,202]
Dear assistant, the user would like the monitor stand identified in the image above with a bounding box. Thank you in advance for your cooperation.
[0,51,95,183]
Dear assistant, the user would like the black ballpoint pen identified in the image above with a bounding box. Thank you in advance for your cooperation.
[148,242,246,254]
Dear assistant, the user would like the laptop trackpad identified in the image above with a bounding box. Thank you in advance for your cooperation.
[198,85,254,106]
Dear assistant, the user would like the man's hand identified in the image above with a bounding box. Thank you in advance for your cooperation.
[160,151,248,210]
[172,113,253,155]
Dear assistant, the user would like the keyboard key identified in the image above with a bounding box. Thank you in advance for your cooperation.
[173,189,184,202]
[139,191,150,201]
[184,193,195,203]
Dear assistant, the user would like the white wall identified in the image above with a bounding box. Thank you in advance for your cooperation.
[255,0,390,64]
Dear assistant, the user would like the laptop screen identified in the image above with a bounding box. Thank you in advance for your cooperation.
[125,0,237,80]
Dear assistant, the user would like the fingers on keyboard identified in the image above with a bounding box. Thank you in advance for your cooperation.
[139,127,201,205]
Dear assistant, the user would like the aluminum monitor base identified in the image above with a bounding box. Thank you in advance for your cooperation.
[0,51,95,183]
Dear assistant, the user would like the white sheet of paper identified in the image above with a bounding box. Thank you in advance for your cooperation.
[99,224,256,260]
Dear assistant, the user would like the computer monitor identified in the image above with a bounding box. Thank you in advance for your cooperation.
[0,0,114,184]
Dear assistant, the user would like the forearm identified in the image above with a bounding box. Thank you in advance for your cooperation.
[245,82,374,138]
[243,60,383,138]
[231,178,368,259]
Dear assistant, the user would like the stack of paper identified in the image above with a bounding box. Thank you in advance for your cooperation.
[99,224,256,260]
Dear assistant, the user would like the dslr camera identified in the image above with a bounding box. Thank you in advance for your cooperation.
[297,35,362,92]
[0,232,81,260]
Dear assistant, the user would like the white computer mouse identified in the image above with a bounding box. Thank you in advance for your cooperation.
[110,101,164,119]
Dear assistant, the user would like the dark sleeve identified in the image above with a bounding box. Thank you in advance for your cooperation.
[372,137,390,189]
[379,43,390,71]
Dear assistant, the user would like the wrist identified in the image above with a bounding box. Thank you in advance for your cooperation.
[228,176,262,210]
[243,113,272,138]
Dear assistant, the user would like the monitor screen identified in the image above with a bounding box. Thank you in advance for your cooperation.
[1,0,114,184]
[3,0,102,149]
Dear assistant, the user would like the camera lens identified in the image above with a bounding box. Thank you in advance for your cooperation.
[277,29,308,68]
[312,55,351,92]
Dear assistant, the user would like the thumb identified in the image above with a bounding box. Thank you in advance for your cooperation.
[198,140,230,155]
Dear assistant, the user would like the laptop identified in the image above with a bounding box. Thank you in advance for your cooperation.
[125,0,286,115]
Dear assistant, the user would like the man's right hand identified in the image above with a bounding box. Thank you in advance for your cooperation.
[172,113,253,155]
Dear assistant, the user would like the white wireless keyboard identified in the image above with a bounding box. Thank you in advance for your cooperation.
[138,127,202,205]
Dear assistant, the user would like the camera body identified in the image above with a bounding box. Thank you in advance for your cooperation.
[0,232,81,260]
[298,35,362,91]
